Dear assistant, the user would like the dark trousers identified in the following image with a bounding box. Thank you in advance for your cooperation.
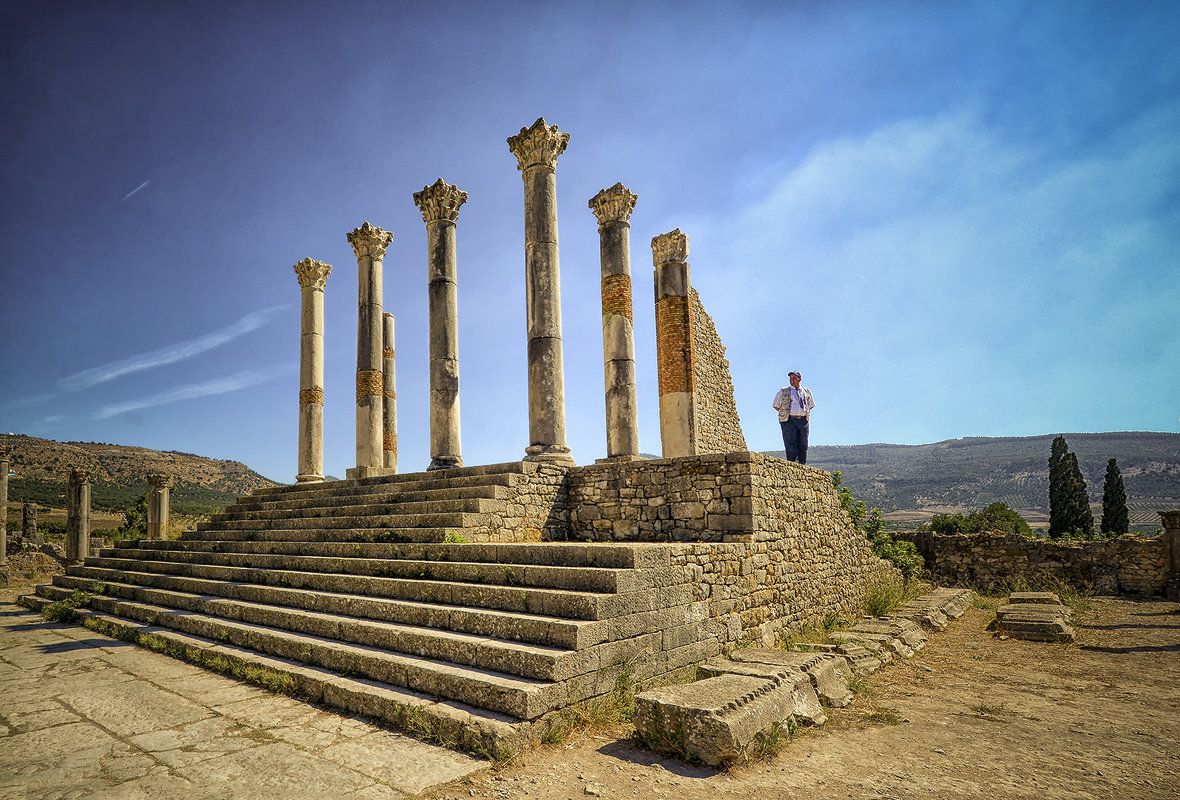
[780,416,809,464]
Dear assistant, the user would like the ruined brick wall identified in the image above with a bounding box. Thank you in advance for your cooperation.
[897,530,1166,595]
[689,289,746,454]
[560,452,895,644]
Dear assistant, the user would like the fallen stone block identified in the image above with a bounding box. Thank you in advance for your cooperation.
[633,672,820,767]
[848,616,927,652]
[995,598,1074,643]
[836,630,913,659]
[728,648,853,708]
[696,658,826,723]
[1007,591,1062,605]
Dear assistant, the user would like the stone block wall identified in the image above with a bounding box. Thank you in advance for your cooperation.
[899,530,1166,595]
[558,452,895,645]
[689,289,746,454]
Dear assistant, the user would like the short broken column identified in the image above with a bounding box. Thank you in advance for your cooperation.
[589,183,641,461]
[23,502,40,546]
[1162,510,1180,601]
[0,446,10,569]
[413,178,468,471]
[507,118,574,464]
[147,473,173,540]
[294,257,332,483]
[346,221,394,477]
[382,312,398,472]
[66,469,91,563]
[652,229,698,458]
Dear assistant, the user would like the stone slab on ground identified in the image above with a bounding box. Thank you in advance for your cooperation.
[0,595,486,800]
[995,596,1076,643]
[694,659,826,722]
[897,587,975,631]
[847,616,928,652]
[632,672,820,768]
[727,649,853,708]
[1008,591,1064,605]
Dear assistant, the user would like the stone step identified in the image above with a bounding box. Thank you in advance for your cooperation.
[95,546,638,593]
[50,575,586,682]
[75,558,608,619]
[123,540,665,570]
[178,527,465,544]
[250,462,530,500]
[56,569,593,649]
[225,484,510,514]
[16,594,531,758]
[209,496,507,524]
[196,511,487,532]
[34,584,566,720]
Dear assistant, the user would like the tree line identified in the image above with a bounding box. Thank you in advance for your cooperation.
[1048,434,1127,539]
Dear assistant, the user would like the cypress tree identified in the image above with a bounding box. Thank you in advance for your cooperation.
[1101,458,1129,537]
[1048,435,1070,538]
[1063,452,1094,538]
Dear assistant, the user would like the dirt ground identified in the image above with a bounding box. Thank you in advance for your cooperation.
[422,596,1180,800]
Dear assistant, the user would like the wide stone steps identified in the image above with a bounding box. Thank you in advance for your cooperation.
[250,462,529,500]
[222,484,509,515]
[197,511,487,532]
[30,585,565,721]
[74,557,608,619]
[209,495,506,523]
[179,526,471,544]
[53,569,591,649]
[96,545,636,593]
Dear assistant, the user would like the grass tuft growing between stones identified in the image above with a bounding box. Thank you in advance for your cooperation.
[862,575,928,618]
[40,590,93,623]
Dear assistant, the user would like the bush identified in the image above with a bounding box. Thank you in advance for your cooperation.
[927,502,1031,537]
[833,472,923,578]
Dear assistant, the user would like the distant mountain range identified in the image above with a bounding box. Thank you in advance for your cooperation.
[1,434,279,514]
[773,431,1180,527]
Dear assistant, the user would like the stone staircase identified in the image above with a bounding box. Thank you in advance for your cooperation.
[20,463,719,758]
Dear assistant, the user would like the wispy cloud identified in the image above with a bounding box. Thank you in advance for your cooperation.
[123,180,151,200]
[94,364,295,420]
[58,306,288,393]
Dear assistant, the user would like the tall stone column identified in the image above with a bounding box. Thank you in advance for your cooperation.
[66,469,91,563]
[653,229,698,459]
[294,258,332,483]
[413,178,468,471]
[589,183,641,461]
[508,118,574,464]
[0,447,10,571]
[1161,510,1180,601]
[382,313,398,472]
[147,473,173,540]
[346,221,394,477]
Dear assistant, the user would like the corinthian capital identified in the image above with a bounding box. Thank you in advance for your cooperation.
[652,229,689,265]
[69,468,91,484]
[293,258,332,290]
[0,446,11,460]
[147,473,174,489]
[507,117,569,173]
[347,221,394,260]
[413,178,468,224]
[589,183,638,227]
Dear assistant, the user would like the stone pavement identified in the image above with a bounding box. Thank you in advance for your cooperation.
[0,595,486,799]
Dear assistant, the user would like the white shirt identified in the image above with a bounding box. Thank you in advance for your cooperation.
[772,385,814,420]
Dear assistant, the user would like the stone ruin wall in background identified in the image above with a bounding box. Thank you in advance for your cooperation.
[688,288,747,455]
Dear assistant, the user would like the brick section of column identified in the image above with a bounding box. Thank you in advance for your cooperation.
[652,229,697,458]
[382,313,398,472]
[655,294,695,396]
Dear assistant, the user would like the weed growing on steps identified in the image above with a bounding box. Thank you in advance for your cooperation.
[442,532,470,544]
[779,613,848,651]
[40,590,93,623]
[862,574,928,617]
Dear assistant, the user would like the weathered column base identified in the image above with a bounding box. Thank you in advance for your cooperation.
[524,444,575,465]
[295,473,325,484]
[345,466,399,480]
[427,456,464,471]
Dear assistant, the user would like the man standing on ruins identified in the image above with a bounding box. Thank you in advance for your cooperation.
[772,371,814,464]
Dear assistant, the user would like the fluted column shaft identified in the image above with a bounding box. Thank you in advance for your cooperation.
[508,118,573,464]
[294,258,331,483]
[653,229,698,458]
[414,178,468,471]
[382,313,398,472]
[348,222,394,471]
[66,469,90,563]
[590,184,640,460]
[0,447,10,566]
[147,473,173,540]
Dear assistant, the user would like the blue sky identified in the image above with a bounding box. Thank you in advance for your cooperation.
[2,0,1177,483]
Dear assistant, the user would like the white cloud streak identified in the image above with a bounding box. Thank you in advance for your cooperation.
[58,306,288,392]
[94,364,295,419]
[122,180,151,199]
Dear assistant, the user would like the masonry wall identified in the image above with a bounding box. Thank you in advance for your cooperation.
[560,452,896,644]
[899,530,1166,595]
[688,289,747,454]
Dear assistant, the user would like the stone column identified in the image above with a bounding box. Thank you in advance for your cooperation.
[589,183,641,461]
[23,503,40,546]
[413,178,468,471]
[507,118,574,464]
[294,258,332,483]
[653,229,698,459]
[147,473,173,540]
[346,221,394,478]
[0,447,9,567]
[382,313,398,472]
[66,469,91,563]
[1161,510,1180,601]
